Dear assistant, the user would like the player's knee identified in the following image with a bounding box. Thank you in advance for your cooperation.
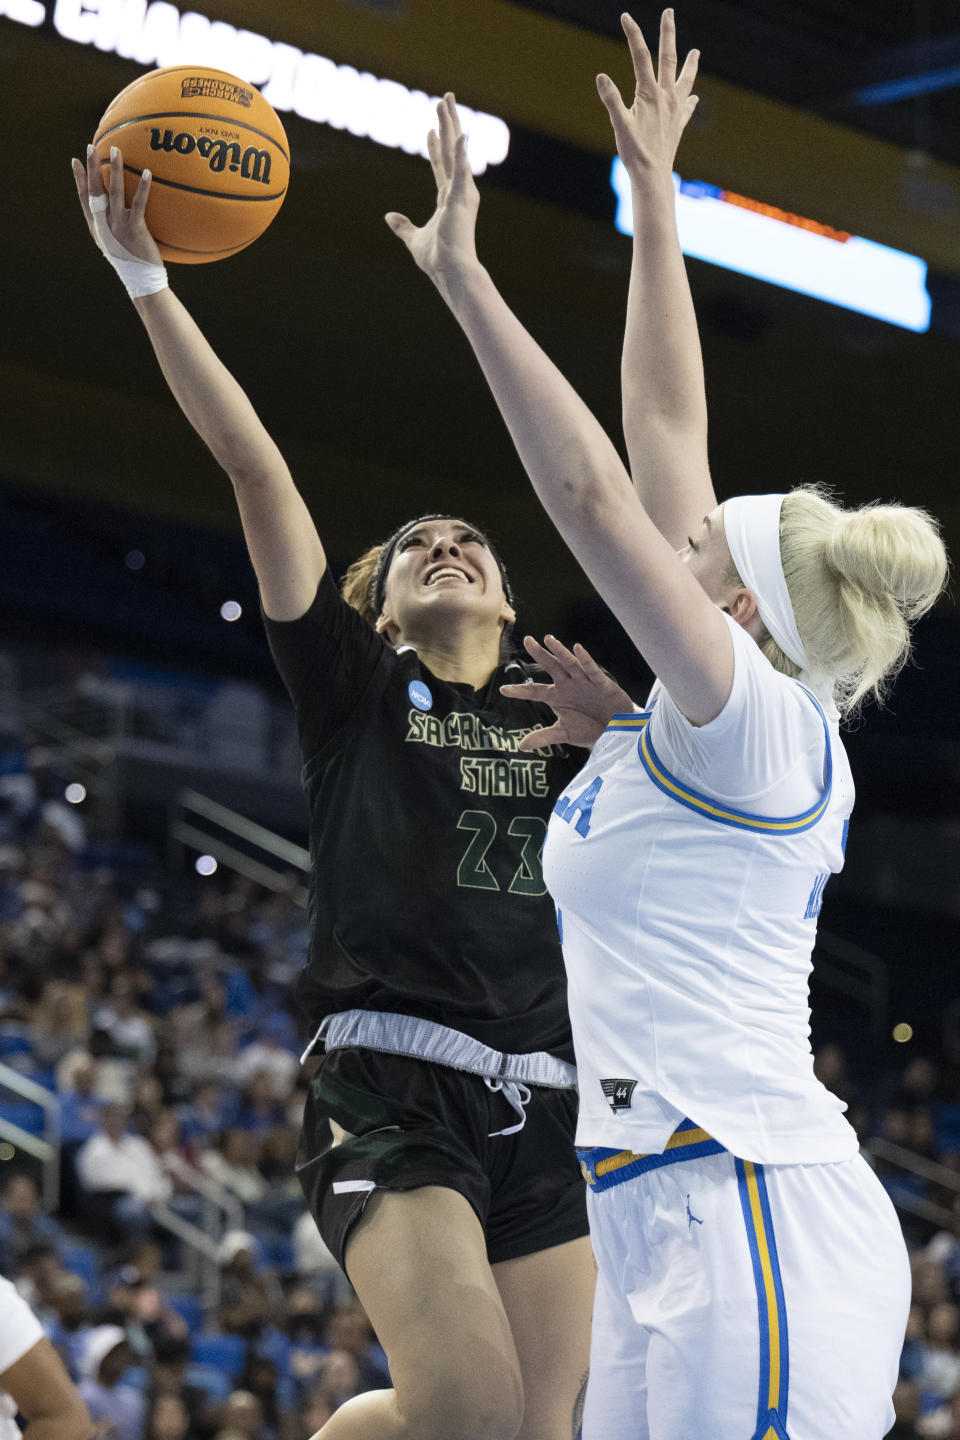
[403,1366,524,1440]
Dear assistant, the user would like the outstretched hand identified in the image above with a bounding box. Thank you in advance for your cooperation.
[501,635,636,752]
[597,10,700,177]
[71,144,162,267]
[385,93,481,286]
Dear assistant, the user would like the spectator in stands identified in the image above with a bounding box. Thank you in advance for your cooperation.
[298,1380,337,1438]
[10,881,67,980]
[893,1058,941,1115]
[178,1022,242,1092]
[200,1131,267,1209]
[290,1213,339,1285]
[234,1073,287,1138]
[176,1080,233,1152]
[43,1273,92,1384]
[217,1233,282,1341]
[130,1076,166,1137]
[324,1303,389,1392]
[77,1327,145,1440]
[103,1261,186,1350]
[0,1176,61,1276]
[94,974,156,1071]
[234,1019,299,1103]
[142,1393,189,1440]
[813,1042,857,1108]
[147,1110,203,1206]
[30,983,89,1072]
[147,1335,210,1437]
[304,1352,363,1426]
[913,1259,950,1310]
[13,1245,65,1325]
[59,1033,131,1108]
[0,1271,93,1440]
[150,1043,192,1111]
[285,1290,330,1400]
[249,1131,302,1248]
[917,1302,960,1408]
[900,1304,927,1383]
[75,1103,171,1242]
[924,1202,960,1304]
[239,1356,288,1440]
[889,1379,921,1438]
[212,1392,262,1440]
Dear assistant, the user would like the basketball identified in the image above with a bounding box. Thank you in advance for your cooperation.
[92,66,289,264]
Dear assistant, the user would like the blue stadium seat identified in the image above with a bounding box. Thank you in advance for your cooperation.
[167,1293,204,1334]
[61,1245,101,1298]
[935,1102,960,1154]
[0,1035,32,1059]
[190,1333,247,1376]
[0,1102,44,1136]
[258,1236,295,1272]
[254,1329,292,1372]
[184,1364,233,1402]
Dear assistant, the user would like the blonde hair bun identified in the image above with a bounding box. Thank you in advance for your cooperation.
[825,503,948,621]
[757,484,950,715]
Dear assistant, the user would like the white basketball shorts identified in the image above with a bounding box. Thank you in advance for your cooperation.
[578,1133,910,1439]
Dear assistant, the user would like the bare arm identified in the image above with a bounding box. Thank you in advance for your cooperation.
[2,1339,93,1440]
[388,98,732,726]
[71,148,324,621]
[598,11,716,548]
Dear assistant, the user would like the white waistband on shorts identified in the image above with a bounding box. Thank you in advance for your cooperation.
[302,1009,578,1089]
[301,1009,577,1139]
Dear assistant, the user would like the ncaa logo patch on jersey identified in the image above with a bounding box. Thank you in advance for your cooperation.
[407,679,433,712]
[601,1078,637,1111]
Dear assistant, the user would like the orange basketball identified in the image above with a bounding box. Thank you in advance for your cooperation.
[92,66,289,264]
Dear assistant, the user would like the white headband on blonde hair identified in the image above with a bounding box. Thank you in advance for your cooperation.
[722,493,808,671]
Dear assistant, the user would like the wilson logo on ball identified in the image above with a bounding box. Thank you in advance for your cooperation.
[180,77,253,107]
[148,129,273,182]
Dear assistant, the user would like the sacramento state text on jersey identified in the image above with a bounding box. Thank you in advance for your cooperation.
[405,708,564,799]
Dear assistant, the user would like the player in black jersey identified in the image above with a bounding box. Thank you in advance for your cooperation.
[73,146,635,1440]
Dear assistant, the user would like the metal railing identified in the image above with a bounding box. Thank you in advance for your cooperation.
[0,1059,250,1318]
[169,788,309,905]
[813,930,890,1045]
[863,1136,960,1232]
[146,1163,245,1318]
[0,1063,60,1211]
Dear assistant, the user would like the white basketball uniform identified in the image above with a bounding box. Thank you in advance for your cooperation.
[544,616,910,1440]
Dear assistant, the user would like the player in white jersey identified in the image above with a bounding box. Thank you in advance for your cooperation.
[388,15,949,1439]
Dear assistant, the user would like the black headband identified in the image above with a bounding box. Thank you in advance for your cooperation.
[369,514,514,617]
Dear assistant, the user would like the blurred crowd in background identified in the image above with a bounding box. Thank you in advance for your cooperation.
[0,731,956,1439]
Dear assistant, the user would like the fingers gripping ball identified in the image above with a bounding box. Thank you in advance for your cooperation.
[92,66,289,264]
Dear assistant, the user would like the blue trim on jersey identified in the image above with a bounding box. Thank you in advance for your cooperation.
[751,1410,790,1440]
[605,711,652,731]
[637,686,833,835]
[577,1128,727,1192]
[736,1158,790,1436]
[755,1164,790,1422]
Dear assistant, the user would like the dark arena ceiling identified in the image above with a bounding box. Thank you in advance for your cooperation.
[523,0,960,166]
[0,0,958,661]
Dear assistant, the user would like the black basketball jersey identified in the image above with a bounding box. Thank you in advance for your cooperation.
[264,569,585,1061]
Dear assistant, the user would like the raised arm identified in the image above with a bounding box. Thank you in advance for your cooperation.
[388,96,734,726]
[71,146,324,621]
[598,10,716,548]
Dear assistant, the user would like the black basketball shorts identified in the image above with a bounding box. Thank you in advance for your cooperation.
[296,1045,589,1272]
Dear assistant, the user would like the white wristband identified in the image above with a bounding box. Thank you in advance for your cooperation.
[89,193,168,300]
